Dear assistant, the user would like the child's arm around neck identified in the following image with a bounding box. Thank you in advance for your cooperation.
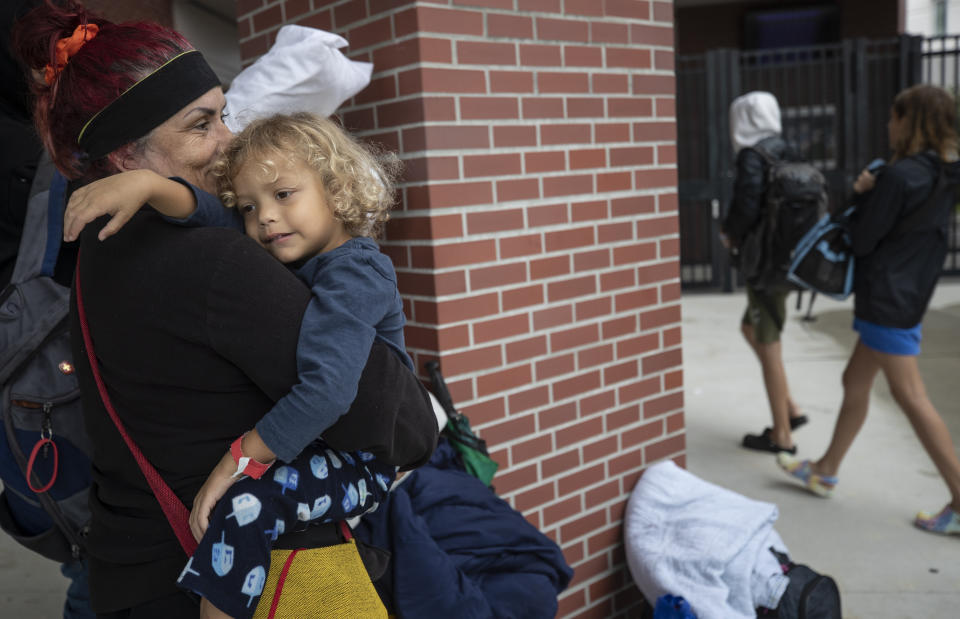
[63,169,198,241]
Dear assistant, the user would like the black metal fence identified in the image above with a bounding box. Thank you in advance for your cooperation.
[677,35,960,289]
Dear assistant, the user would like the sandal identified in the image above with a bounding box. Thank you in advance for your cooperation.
[742,432,796,454]
[742,415,808,454]
[753,416,809,441]
[777,453,837,497]
[914,505,960,535]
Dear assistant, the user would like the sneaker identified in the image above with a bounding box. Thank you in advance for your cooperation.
[777,453,837,497]
[914,505,960,535]
[742,432,796,454]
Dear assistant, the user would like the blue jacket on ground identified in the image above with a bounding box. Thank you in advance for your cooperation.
[354,441,574,619]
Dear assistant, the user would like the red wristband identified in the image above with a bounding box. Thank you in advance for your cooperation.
[229,433,274,480]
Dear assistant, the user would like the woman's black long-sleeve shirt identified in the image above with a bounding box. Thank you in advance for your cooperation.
[850,152,960,328]
[70,209,436,612]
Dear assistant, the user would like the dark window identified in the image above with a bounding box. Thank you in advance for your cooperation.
[743,5,841,50]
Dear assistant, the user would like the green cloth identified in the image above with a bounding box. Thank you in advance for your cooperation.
[445,418,499,486]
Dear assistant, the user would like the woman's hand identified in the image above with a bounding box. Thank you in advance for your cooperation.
[853,168,876,194]
[189,451,240,542]
[63,169,160,242]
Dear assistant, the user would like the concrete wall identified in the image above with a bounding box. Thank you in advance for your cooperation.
[82,0,173,26]
[237,1,685,616]
[80,0,241,84]
[172,1,243,84]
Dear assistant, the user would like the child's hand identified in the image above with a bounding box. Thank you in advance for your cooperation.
[64,169,162,242]
[189,451,240,542]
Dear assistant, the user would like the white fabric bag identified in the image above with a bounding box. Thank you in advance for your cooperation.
[224,25,373,132]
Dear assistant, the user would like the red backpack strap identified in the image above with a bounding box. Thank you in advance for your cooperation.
[74,263,198,556]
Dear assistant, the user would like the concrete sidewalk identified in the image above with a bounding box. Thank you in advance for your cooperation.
[2,282,958,617]
[0,517,67,615]
[684,279,960,618]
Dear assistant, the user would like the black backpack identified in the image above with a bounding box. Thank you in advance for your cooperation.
[763,548,842,619]
[0,155,92,563]
[740,145,829,291]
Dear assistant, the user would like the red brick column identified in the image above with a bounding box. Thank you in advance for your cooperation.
[238,2,682,616]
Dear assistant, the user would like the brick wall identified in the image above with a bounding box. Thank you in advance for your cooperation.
[237,1,684,617]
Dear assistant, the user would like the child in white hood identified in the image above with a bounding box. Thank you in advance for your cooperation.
[729,91,782,154]
[721,91,807,454]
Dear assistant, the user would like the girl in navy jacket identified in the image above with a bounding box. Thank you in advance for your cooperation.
[779,85,960,536]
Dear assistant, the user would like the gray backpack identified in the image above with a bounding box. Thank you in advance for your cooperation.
[0,156,92,562]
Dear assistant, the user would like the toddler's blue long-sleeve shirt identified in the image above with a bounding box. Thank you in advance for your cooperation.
[169,181,412,462]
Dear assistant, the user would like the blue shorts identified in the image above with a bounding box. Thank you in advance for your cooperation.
[853,318,922,356]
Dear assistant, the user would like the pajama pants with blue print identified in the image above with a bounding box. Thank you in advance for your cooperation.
[176,440,396,619]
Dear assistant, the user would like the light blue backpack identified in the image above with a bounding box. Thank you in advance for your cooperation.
[786,207,855,301]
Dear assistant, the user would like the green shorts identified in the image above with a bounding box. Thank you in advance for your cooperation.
[742,285,788,343]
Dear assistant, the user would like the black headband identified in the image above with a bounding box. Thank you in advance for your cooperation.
[77,50,220,160]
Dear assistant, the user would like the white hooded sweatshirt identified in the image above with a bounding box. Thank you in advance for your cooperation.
[729,91,781,154]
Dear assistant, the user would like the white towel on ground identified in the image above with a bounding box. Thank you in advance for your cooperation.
[624,460,789,618]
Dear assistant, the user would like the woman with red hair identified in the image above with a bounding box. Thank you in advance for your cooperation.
[13,2,434,617]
